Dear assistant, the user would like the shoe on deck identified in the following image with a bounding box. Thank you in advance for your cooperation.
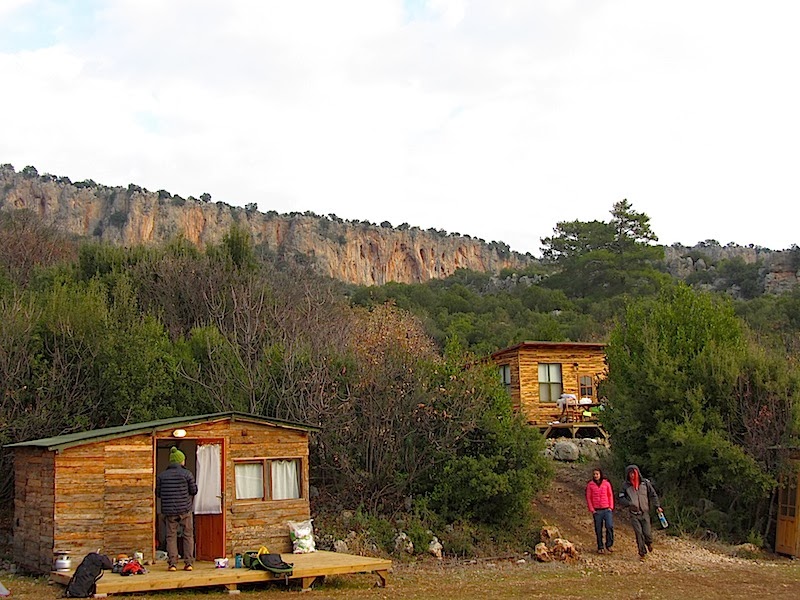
[184,565,193,571]
[168,565,177,572]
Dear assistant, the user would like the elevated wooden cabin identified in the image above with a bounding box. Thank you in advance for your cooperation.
[491,341,607,426]
[6,412,319,574]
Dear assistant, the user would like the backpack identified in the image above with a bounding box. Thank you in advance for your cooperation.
[65,552,113,598]
[251,553,294,577]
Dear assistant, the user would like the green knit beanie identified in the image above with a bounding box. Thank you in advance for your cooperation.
[169,446,186,464]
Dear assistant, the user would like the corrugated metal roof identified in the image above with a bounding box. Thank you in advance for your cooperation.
[4,411,319,451]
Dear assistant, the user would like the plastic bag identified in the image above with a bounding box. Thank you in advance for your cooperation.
[287,519,316,553]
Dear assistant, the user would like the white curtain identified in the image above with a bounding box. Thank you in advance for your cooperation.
[194,444,222,514]
[271,459,300,500]
[235,463,264,499]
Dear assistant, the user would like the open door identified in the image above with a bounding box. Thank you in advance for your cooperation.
[194,440,225,561]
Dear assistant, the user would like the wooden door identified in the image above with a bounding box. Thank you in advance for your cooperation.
[776,469,798,556]
[193,440,225,560]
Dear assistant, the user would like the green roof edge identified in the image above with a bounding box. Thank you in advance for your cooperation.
[4,411,320,451]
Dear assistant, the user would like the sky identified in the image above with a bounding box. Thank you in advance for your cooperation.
[1,0,798,256]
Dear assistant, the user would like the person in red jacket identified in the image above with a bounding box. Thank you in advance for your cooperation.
[586,468,614,554]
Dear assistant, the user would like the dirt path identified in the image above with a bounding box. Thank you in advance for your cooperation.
[533,462,800,578]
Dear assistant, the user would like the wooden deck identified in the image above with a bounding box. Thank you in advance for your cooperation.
[50,551,392,596]
[540,420,608,440]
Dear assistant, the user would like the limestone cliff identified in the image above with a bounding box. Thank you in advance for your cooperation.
[0,166,533,285]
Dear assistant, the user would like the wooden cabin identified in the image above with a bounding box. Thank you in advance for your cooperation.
[491,341,606,427]
[776,451,800,557]
[6,412,319,574]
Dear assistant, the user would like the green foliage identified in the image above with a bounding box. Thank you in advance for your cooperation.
[427,349,553,525]
[602,283,798,540]
[540,200,666,299]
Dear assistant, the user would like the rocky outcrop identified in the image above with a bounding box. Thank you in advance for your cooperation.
[663,243,799,295]
[0,166,533,286]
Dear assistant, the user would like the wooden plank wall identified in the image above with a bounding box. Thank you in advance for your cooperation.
[53,434,154,571]
[493,346,606,425]
[13,447,55,573]
[154,419,311,557]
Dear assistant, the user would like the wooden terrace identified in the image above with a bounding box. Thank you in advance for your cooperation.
[51,551,392,596]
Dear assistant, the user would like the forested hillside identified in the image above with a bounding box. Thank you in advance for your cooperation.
[0,199,798,552]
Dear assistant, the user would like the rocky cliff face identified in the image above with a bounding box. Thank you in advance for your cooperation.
[663,244,799,295]
[0,166,533,286]
[3,166,797,292]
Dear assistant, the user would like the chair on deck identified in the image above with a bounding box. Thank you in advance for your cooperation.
[557,394,579,422]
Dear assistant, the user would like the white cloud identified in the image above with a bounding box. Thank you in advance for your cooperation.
[0,0,798,254]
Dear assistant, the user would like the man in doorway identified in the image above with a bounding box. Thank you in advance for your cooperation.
[156,446,197,571]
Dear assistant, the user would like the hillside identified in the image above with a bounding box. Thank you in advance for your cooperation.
[1,164,797,291]
[0,165,531,286]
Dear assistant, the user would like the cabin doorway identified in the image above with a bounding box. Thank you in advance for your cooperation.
[776,465,799,556]
[155,439,225,561]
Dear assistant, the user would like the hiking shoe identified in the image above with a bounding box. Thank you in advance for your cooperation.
[168,565,177,572]
[646,543,653,553]
[639,554,647,562]
[184,565,193,571]
[605,547,614,553]
[597,549,605,554]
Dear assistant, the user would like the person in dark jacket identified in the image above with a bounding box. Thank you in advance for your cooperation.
[156,446,197,571]
[618,464,663,561]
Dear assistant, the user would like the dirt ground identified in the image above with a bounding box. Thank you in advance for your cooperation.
[1,462,798,599]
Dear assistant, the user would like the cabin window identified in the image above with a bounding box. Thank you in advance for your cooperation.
[779,475,797,518]
[579,375,594,399]
[538,363,562,402]
[499,364,512,395]
[234,458,301,501]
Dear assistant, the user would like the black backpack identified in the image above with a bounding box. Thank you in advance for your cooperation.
[65,552,113,598]
[252,553,294,577]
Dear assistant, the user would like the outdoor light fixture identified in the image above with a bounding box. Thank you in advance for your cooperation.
[172,429,187,438]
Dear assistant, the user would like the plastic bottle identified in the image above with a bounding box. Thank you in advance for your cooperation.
[658,509,668,528]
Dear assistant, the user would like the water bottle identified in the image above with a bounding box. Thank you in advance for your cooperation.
[658,508,668,528]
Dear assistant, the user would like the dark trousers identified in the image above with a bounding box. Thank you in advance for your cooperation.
[630,512,653,556]
[592,508,614,550]
[165,512,195,567]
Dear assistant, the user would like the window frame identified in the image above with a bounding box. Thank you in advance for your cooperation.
[499,364,512,396]
[538,362,563,403]
[579,374,594,399]
[233,457,303,502]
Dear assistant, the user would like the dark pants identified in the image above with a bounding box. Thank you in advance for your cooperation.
[165,512,194,567]
[592,508,614,550]
[630,512,653,556]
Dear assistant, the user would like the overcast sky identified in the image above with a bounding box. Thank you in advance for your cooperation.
[1,1,798,256]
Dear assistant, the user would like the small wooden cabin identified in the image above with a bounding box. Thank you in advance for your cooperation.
[491,341,606,426]
[6,412,318,574]
[776,452,800,557]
